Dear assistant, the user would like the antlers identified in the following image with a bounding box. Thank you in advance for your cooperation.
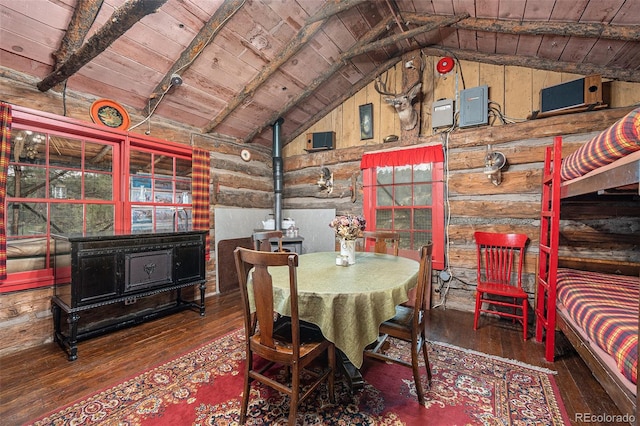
[375,55,424,131]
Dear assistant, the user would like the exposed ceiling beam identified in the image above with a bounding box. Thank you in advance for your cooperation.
[37,0,167,92]
[145,0,246,117]
[201,0,368,134]
[244,14,469,143]
[403,13,640,41]
[52,0,104,66]
[421,46,640,83]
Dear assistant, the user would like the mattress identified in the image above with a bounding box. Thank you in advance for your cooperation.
[560,107,640,181]
[556,268,639,385]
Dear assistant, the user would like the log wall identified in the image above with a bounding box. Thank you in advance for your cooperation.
[1,57,639,356]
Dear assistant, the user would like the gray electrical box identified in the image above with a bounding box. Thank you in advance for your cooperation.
[432,98,454,129]
[459,85,488,128]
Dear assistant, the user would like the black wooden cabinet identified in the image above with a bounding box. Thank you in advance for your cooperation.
[51,231,207,360]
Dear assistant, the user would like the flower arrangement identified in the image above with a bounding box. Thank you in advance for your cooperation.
[329,214,366,240]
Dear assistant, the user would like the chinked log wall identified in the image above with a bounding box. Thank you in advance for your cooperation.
[276,106,639,311]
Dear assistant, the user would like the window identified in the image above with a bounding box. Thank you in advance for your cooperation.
[361,146,444,269]
[2,106,193,292]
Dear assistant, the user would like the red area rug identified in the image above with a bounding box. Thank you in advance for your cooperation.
[29,329,570,425]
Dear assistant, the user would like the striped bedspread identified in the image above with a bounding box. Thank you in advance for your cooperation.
[560,107,640,181]
[557,268,639,385]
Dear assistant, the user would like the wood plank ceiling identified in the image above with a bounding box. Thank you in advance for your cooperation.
[1,0,639,149]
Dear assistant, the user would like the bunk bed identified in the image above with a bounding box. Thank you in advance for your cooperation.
[535,107,640,419]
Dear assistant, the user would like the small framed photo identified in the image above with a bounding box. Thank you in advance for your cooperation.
[359,103,373,140]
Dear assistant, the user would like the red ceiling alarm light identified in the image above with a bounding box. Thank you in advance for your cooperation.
[436,56,455,76]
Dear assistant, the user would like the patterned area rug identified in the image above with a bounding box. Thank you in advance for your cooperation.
[30,329,569,425]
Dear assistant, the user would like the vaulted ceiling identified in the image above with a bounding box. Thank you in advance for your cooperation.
[1,0,639,149]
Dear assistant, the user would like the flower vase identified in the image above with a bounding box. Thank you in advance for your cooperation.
[340,239,356,265]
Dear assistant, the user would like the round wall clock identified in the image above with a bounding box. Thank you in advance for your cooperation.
[90,99,130,131]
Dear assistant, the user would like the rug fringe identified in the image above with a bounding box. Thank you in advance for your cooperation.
[429,340,558,375]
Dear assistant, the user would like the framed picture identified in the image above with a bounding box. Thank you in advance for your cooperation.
[359,103,373,140]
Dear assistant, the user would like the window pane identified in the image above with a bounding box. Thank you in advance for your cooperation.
[130,176,152,202]
[395,165,412,183]
[7,202,47,235]
[85,172,113,200]
[176,158,191,178]
[85,142,113,172]
[130,150,151,175]
[413,164,432,182]
[375,209,392,229]
[154,179,174,203]
[394,185,412,206]
[7,165,46,198]
[50,203,83,234]
[11,130,46,165]
[377,185,393,206]
[156,207,175,232]
[414,183,432,205]
[50,169,81,200]
[413,231,432,249]
[50,136,82,168]
[414,208,432,231]
[154,155,173,177]
[393,209,411,230]
[132,206,153,233]
[86,204,114,232]
[6,237,48,273]
[398,231,411,250]
[376,166,393,185]
[176,179,191,204]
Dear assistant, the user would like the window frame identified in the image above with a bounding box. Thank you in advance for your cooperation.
[2,106,192,293]
[361,147,445,270]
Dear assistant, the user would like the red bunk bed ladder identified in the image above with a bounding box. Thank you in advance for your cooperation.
[535,136,562,362]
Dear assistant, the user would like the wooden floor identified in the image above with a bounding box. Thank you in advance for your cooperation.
[0,290,624,426]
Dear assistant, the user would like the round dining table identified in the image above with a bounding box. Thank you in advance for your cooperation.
[249,251,420,371]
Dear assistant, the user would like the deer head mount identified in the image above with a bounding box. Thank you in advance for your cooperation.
[375,56,424,131]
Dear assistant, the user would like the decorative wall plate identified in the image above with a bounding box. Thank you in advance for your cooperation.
[90,99,130,131]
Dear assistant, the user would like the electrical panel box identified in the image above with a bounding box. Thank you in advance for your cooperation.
[459,85,488,128]
[432,98,454,129]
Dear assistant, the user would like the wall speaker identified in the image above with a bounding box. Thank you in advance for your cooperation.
[305,131,335,152]
[540,75,602,113]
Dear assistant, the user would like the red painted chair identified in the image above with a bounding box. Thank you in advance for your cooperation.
[473,232,529,340]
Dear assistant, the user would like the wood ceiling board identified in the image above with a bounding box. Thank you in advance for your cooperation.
[583,39,629,67]
[498,0,526,20]
[580,0,627,22]
[515,34,544,57]
[0,0,72,29]
[548,0,590,21]
[495,33,519,56]
[536,35,571,61]
[560,38,598,63]
[611,0,640,24]
[522,0,556,20]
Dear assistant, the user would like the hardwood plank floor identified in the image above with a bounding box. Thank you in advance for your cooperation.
[0,290,625,425]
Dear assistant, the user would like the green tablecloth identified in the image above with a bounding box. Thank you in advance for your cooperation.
[249,251,419,368]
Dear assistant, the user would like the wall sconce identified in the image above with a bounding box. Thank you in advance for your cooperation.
[317,167,333,194]
[484,145,508,186]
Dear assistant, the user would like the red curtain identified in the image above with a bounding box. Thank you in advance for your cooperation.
[360,144,443,169]
[0,103,11,280]
[192,148,211,260]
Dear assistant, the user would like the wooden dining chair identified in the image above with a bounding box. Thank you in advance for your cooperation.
[362,231,400,256]
[252,230,283,252]
[233,247,336,426]
[364,243,433,405]
[473,231,529,340]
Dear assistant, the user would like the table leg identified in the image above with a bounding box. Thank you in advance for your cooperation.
[337,349,364,391]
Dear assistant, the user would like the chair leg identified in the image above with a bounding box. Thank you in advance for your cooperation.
[328,346,336,404]
[288,364,300,426]
[473,291,482,330]
[522,299,528,341]
[240,353,252,424]
[421,335,432,385]
[411,337,425,405]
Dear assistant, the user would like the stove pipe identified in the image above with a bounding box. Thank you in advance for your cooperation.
[272,118,284,230]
